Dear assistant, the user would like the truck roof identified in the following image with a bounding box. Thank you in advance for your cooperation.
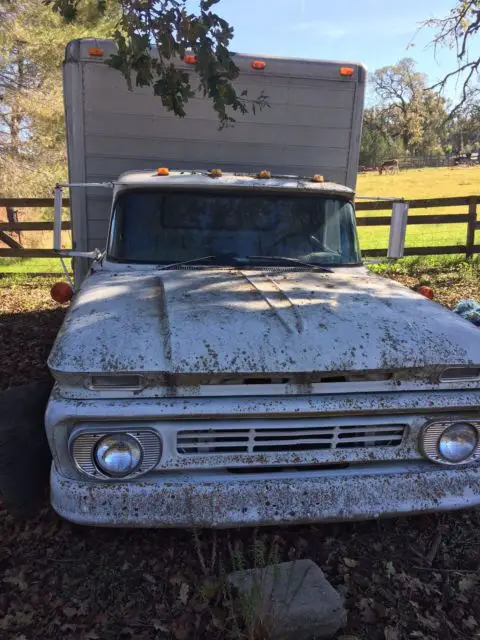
[116,170,355,198]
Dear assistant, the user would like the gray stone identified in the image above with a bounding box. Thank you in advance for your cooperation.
[228,559,346,640]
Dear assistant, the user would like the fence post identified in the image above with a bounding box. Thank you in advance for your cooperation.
[466,196,477,259]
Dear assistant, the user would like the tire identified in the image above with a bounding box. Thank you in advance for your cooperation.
[0,380,53,517]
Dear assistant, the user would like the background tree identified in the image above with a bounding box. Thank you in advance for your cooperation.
[0,0,117,197]
[371,59,447,154]
[361,58,449,163]
[359,108,403,167]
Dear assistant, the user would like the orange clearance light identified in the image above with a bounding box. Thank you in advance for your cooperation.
[184,54,197,65]
[311,174,324,183]
[257,170,271,179]
[51,281,73,305]
[251,60,266,70]
[88,47,104,57]
[339,66,354,77]
[209,168,223,177]
[157,167,170,176]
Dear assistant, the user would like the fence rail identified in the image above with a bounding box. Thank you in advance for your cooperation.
[0,195,479,261]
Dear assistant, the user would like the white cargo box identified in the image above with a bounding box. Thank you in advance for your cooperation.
[63,38,366,257]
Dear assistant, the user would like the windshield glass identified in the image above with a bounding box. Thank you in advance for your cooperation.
[108,189,361,266]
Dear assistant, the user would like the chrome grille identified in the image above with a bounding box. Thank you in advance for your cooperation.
[177,422,406,455]
[71,429,161,479]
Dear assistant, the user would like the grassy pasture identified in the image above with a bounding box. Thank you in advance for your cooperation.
[356,165,480,252]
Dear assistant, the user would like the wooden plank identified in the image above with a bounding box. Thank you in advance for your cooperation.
[356,196,473,211]
[356,216,392,226]
[0,222,71,231]
[356,201,396,211]
[407,197,472,209]
[356,214,470,226]
[0,198,70,207]
[0,248,59,258]
[466,196,478,259]
[407,214,470,225]
[0,231,22,249]
[363,246,468,257]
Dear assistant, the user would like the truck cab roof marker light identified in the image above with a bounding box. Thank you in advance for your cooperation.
[339,66,354,77]
[257,170,271,179]
[88,47,104,57]
[311,174,324,183]
[157,167,170,176]
[209,168,223,177]
[251,60,267,70]
[184,54,197,65]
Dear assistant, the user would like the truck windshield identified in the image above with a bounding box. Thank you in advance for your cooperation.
[108,189,361,266]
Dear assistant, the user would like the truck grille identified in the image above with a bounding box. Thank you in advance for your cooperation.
[177,422,406,455]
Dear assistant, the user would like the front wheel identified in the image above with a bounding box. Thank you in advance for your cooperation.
[0,381,53,517]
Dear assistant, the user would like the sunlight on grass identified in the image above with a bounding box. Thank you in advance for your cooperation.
[356,166,480,251]
[357,165,480,202]
[0,258,65,273]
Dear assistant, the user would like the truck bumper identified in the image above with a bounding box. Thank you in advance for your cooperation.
[51,464,480,528]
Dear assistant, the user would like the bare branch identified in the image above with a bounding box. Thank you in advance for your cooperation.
[424,1,480,116]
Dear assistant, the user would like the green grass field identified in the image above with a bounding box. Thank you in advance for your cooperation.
[1,166,479,273]
[356,165,480,251]
[0,257,64,274]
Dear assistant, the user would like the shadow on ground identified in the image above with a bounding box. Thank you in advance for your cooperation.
[0,307,65,390]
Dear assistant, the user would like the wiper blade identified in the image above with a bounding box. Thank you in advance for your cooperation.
[156,254,239,270]
[246,255,333,273]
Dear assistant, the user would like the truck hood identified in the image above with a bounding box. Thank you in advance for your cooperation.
[48,267,480,376]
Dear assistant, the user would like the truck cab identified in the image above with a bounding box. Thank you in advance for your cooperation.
[45,169,480,527]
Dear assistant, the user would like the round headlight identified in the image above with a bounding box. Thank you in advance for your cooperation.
[95,434,142,477]
[438,422,478,463]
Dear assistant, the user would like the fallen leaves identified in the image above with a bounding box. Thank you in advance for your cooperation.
[1,275,480,639]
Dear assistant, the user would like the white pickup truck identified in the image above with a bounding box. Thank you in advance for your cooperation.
[6,39,480,527]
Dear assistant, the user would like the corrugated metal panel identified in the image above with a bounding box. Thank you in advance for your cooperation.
[86,145,348,172]
[84,119,351,148]
[84,68,355,109]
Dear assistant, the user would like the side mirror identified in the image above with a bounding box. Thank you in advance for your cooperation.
[388,202,409,259]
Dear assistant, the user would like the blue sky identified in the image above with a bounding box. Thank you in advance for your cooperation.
[206,0,480,105]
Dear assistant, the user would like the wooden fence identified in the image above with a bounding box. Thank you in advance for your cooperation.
[0,195,479,260]
[0,198,71,258]
[356,196,480,258]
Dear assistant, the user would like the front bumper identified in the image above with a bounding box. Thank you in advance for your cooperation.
[51,463,480,528]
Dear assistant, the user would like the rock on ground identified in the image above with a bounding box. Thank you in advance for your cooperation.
[228,559,346,639]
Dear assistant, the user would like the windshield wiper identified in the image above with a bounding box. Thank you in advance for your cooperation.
[156,254,333,272]
[156,253,239,270]
[245,255,333,273]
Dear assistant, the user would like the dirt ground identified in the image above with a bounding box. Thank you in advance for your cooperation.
[1,271,480,640]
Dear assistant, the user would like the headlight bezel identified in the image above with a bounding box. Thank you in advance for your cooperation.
[421,419,480,465]
[69,425,162,480]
